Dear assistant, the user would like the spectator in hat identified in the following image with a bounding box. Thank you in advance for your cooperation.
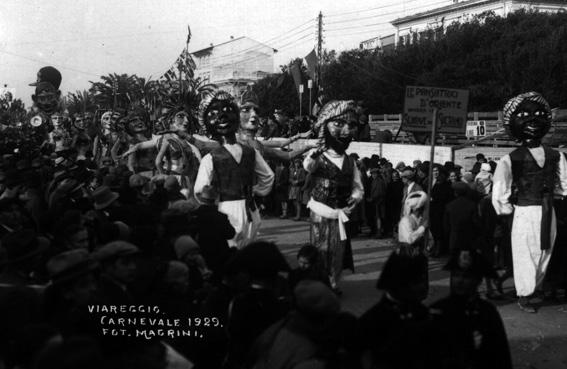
[444,182,481,253]
[225,241,291,369]
[366,167,387,238]
[43,249,100,337]
[400,167,423,219]
[0,229,49,285]
[357,251,435,369]
[429,165,454,256]
[249,280,353,369]
[356,114,371,142]
[474,162,493,196]
[384,169,404,237]
[430,250,512,369]
[173,235,211,291]
[193,185,235,280]
[92,241,139,304]
[471,153,487,176]
[87,185,120,243]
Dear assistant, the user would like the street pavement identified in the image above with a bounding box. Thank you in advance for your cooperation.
[257,216,567,369]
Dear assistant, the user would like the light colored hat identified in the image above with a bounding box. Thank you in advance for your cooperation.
[92,241,139,262]
[480,163,491,172]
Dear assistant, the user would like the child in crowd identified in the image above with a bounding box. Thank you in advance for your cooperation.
[288,244,330,290]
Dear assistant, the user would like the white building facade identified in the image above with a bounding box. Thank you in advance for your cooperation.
[391,0,567,47]
[191,36,276,98]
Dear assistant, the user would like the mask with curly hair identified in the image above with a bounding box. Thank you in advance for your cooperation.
[198,90,239,141]
[313,100,358,154]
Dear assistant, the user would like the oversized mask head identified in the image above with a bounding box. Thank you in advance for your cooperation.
[199,91,239,139]
[503,92,552,147]
[239,88,260,133]
[314,100,358,154]
[124,108,149,136]
[50,112,64,129]
[101,111,122,133]
[31,82,61,115]
[170,110,190,132]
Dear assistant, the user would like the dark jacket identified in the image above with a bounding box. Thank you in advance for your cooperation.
[194,204,235,276]
[430,295,512,369]
[444,195,481,252]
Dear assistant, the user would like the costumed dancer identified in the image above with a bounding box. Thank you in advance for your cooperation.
[303,100,364,293]
[92,110,124,165]
[233,89,314,161]
[154,104,202,198]
[124,107,157,177]
[194,91,274,249]
[492,92,567,313]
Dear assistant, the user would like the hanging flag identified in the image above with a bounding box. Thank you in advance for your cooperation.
[160,25,197,81]
[304,49,317,81]
[289,61,304,94]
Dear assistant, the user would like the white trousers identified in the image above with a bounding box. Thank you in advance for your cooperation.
[511,205,556,297]
[218,199,261,249]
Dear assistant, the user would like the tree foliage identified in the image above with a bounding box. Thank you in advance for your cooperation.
[320,10,567,113]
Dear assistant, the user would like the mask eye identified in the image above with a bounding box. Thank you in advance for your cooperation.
[517,111,529,118]
[534,110,546,117]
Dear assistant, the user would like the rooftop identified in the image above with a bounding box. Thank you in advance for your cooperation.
[391,0,567,26]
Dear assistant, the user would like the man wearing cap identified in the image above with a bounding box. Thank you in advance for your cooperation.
[492,92,567,313]
[93,241,139,304]
[44,249,100,337]
[430,250,512,369]
[444,182,481,254]
[303,100,364,293]
[400,167,423,213]
[195,90,274,249]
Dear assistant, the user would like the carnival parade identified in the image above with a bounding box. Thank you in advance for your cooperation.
[1,1,567,368]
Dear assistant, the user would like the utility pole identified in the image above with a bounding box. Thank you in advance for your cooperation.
[317,11,323,90]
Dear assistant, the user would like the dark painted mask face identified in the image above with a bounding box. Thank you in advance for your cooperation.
[509,100,550,145]
[324,115,357,154]
[32,85,60,114]
[206,100,239,136]
[127,115,147,134]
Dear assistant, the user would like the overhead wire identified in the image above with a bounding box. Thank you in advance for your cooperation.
[0,48,103,77]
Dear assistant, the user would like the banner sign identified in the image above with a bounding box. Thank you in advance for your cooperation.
[466,120,486,137]
[402,86,469,134]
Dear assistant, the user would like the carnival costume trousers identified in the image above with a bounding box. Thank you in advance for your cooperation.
[308,198,350,288]
[218,199,261,249]
[512,205,556,297]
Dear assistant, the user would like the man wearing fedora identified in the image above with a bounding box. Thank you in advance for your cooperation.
[93,241,140,305]
[43,249,100,337]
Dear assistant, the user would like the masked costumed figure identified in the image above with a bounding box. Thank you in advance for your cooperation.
[303,100,364,292]
[92,110,124,165]
[154,100,202,197]
[48,111,72,153]
[232,89,314,161]
[194,91,274,249]
[492,92,567,313]
[30,68,64,155]
[124,107,156,177]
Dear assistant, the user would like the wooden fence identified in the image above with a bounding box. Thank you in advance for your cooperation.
[368,112,567,147]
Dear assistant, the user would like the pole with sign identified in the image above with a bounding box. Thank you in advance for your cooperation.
[308,80,313,117]
[426,108,438,238]
[299,84,304,117]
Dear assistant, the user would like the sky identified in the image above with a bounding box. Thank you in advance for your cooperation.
[0,0,450,106]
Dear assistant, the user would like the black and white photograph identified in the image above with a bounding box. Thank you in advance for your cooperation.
[0,0,567,368]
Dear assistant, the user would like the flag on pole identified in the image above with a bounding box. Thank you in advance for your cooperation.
[289,61,304,94]
[304,49,317,81]
[160,25,196,81]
